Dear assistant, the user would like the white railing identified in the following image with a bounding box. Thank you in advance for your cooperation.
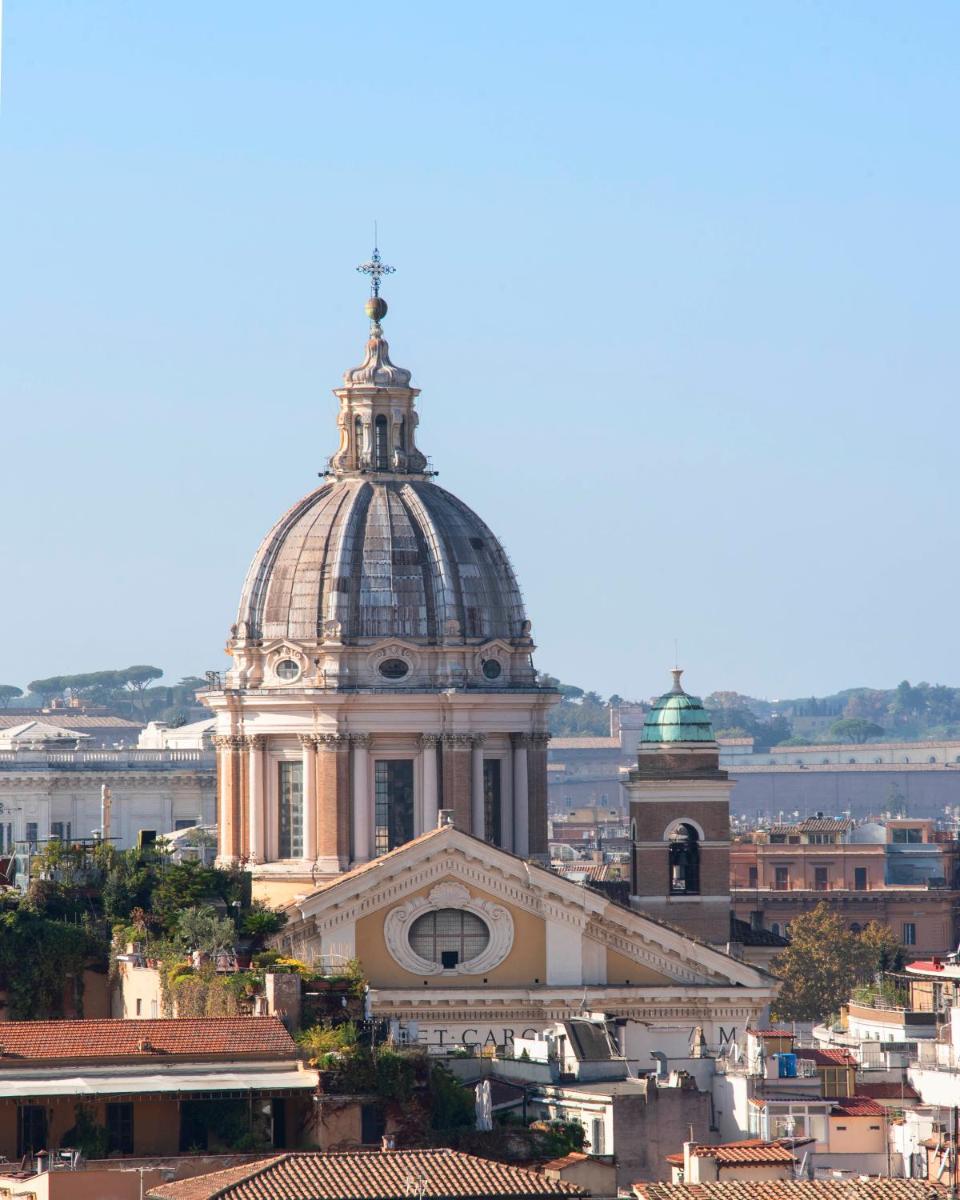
[0,750,212,766]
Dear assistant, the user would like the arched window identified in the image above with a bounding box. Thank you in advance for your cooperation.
[668,823,700,895]
[850,922,862,934]
[398,417,406,451]
[354,415,364,467]
[375,415,389,470]
[771,922,781,937]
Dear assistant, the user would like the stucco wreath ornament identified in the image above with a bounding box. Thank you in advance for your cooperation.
[383,882,514,976]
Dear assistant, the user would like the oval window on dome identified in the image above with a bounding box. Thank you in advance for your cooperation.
[482,659,502,680]
[378,658,409,680]
[275,659,301,681]
[409,909,490,969]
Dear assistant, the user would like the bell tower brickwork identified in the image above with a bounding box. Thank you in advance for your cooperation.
[626,745,732,945]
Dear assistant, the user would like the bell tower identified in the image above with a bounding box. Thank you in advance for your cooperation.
[626,670,732,945]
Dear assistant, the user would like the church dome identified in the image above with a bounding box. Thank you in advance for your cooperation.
[231,248,531,658]
[641,670,716,744]
[236,477,527,645]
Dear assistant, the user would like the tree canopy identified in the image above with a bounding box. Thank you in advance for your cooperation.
[829,718,885,743]
[0,685,23,708]
[771,904,906,1021]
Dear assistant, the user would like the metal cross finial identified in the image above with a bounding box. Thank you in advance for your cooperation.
[356,245,396,298]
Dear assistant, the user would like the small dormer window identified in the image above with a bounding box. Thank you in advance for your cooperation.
[482,659,502,680]
[379,658,409,680]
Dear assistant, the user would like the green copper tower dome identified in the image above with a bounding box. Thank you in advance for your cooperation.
[640,670,716,744]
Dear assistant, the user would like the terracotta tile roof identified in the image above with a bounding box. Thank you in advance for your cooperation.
[794,817,852,833]
[795,1048,856,1067]
[633,1183,946,1200]
[665,1142,796,1167]
[542,1152,590,1169]
[748,1029,795,1039]
[147,1150,585,1200]
[829,1097,887,1118]
[0,1017,295,1061]
[856,1081,920,1101]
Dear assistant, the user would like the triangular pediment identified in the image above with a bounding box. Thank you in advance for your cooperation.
[283,827,773,992]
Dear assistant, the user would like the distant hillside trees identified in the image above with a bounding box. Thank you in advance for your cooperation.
[829,718,885,743]
[21,667,208,725]
[0,685,23,708]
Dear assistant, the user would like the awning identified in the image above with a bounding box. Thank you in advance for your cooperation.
[0,1068,319,1100]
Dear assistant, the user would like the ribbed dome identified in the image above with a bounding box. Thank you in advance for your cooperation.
[641,671,716,744]
[236,478,527,645]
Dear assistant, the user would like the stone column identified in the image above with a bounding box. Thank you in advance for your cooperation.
[512,734,530,858]
[471,735,487,840]
[336,737,352,868]
[299,735,317,864]
[316,734,349,874]
[528,732,551,859]
[213,735,242,865]
[246,734,266,864]
[420,734,440,833]
[351,734,371,864]
[441,734,473,832]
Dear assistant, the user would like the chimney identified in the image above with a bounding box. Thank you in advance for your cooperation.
[438,809,455,828]
[750,911,763,932]
[381,1134,396,1151]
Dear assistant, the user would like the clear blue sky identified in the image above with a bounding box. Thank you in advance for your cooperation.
[1,2,957,702]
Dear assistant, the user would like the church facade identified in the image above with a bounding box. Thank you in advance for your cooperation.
[274,823,776,1065]
[203,252,557,903]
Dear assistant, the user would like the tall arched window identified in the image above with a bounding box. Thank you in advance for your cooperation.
[354,416,363,467]
[375,415,389,470]
[398,417,406,451]
[668,823,700,895]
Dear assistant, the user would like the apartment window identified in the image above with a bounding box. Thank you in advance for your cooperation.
[814,866,828,891]
[135,998,142,1016]
[774,866,790,891]
[591,1118,605,1155]
[854,867,867,891]
[374,760,414,856]
[174,818,199,831]
[50,821,71,841]
[277,761,303,858]
[903,922,917,946]
[0,824,11,853]
[17,1105,47,1157]
[748,866,758,888]
[892,828,923,844]
[483,759,502,845]
[25,822,38,847]
[107,1102,134,1155]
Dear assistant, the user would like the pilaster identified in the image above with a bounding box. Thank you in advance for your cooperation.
[527,732,550,859]
[441,734,473,833]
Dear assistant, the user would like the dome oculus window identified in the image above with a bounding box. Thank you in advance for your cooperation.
[379,658,409,680]
[275,659,301,681]
[409,908,490,970]
[482,659,502,680]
